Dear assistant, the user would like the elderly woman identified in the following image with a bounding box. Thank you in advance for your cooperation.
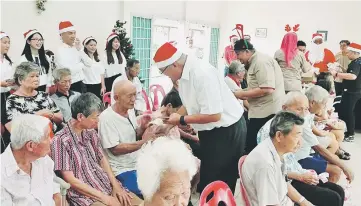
[137,137,198,206]
[4,62,62,133]
[50,68,80,123]
[1,114,61,205]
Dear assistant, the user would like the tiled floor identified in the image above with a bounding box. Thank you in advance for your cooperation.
[191,132,361,205]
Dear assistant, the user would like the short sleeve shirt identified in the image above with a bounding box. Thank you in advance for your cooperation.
[343,57,361,92]
[246,52,285,118]
[294,114,319,161]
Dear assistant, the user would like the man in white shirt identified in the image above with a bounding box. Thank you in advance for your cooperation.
[242,111,313,206]
[152,42,247,193]
[99,79,151,197]
[55,21,91,93]
[1,114,60,206]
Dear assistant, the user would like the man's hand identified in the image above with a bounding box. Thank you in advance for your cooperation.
[166,113,181,125]
[102,194,121,206]
[341,166,354,183]
[139,114,152,130]
[330,70,337,77]
[75,38,81,51]
[300,172,319,185]
[112,184,132,206]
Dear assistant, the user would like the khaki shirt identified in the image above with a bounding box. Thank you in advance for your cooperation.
[246,52,285,118]
[274,50,310,92]
[335,52,351,83]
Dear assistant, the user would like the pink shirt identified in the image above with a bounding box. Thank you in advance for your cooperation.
[224,45,237,65]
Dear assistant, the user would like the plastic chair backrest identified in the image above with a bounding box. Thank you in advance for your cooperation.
[103,92,112,107]
[199,181,236,206]
[238,155,251,206]
[141,89,152,112]
[149,84,166,111]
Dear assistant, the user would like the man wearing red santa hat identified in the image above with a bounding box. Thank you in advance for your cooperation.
[330,42,361,142]
[223,35,239,76]
[305,33,336,73]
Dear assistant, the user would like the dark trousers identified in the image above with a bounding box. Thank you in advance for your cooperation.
[70,81,86,93]
[339,91,361,135]
[85,83,102,100]
[37,85,46,92]
[105,74,122,92]
[292,180,344,206]
[197,116,247,193]
[245,114,275,154]
[1,92,10,154]
[334,82,343,96]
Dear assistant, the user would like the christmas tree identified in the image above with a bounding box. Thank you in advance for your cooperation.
[112,20,134,60]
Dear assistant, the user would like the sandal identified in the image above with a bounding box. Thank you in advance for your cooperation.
[338,150,351,160]
[340,148,351,157]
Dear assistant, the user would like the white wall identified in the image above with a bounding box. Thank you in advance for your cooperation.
[220,1,361,57]
[1,0,124,60]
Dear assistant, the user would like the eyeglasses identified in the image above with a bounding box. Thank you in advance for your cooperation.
[160,65,171,74]
[31,39,44,42]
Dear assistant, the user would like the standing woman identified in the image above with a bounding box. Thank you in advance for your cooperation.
[103,33,127,92]
[82,36,106,99]
[18,29,51,92]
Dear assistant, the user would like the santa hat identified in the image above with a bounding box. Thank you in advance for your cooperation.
[0,31,8,39]
[229,35,238,42]
[23,29,40,40]
[312,33,323,41]
[83,36,96,46]
[348,43,361,53]
[106,32,118,44]
[153,42,182,68]
[59,21,75,34]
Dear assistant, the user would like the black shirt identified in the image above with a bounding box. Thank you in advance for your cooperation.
[343,57,361,92]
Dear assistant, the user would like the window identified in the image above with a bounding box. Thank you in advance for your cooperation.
[132,16,152,92]
[209,28,220,68]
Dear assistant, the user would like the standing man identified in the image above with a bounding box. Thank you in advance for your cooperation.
[55,21,92,93]
[233,39,285,154]
[305,33,336,73]
[223,35,239,76]
[334,40,351,95]
[330,42,361,142]
[297,40,307,53]
[152,42,247,193]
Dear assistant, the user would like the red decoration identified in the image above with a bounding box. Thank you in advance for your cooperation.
[293,24,300,32]
[285,24,291,32]
[233,24,245,39]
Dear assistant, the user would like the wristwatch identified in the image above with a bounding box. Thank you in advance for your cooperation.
[180,116,187,126]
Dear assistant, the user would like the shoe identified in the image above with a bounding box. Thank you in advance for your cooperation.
[344,135,354,142]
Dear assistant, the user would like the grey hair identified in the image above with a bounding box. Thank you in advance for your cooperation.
[228,60,245,74]
[269,111,304,138]
[305,85,329,104]
[71,93,104,119]
[283,91,308,106]
[14,62,40,86]
[10,114,50,150]
[53,68,71,83]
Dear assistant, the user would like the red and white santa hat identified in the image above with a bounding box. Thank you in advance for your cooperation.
[23,29,40,40]
[0,31,8,39]
[83,36,96,46]
[348,43,361,53]
[106,33,118,44]
[312,33,323,41]
[153,42,182,68]
[59,21,75,34]
[229,35,238,42]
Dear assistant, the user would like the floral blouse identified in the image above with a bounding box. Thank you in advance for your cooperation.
[5,91,60,131]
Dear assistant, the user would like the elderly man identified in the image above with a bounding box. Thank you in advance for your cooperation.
[50,68,80,123]
[51,93,141,206]
[233,39,285,154]
[331,42,361,142]
[242,111,313,206]
[99,79,151,197]
[257,92,345,206]
[1,114,61,205]
[55,21,92,93]
[137,137,198,206]
[152,42,246,193]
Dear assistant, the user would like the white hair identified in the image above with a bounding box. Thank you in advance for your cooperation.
[305,85,329,103]
[136,137,198,200]
[10,114,50,149]
[283,91,308,106]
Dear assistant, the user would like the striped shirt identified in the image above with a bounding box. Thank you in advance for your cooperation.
[50,123,112,206]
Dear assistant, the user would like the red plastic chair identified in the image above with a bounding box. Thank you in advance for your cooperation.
[238,155,251,206]
[149,84,166,111]
[199,181,236,206]
[103,92,111,107]
[141,89,152,112]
